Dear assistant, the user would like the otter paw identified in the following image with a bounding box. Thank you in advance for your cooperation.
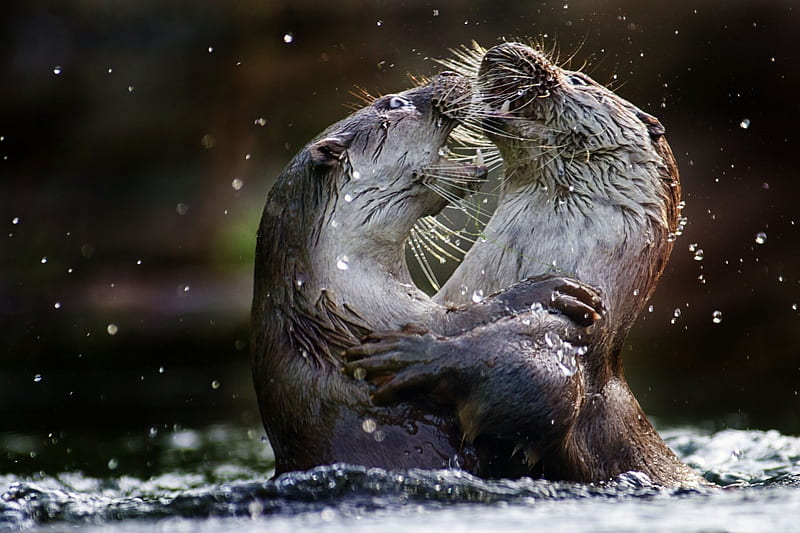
[548,278,604,327]
[343,331,446,404]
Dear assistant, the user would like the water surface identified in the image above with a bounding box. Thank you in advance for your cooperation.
[2,424,799,532]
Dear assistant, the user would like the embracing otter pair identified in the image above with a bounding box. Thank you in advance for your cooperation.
[251,42,703,486]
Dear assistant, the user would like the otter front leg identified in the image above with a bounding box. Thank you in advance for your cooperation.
[439,275,603,336]
[344,313,588,457]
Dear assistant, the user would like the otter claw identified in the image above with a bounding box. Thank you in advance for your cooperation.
[344,347,431,377]
[345,324,431,362]
[344,332,437,387]
[548,279,604,327]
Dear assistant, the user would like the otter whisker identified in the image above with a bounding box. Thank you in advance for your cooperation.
[407,226,443,292]
[423,181,492,220]
[435,41,485,78]
[414,219,470,263]
[423,215,483,245]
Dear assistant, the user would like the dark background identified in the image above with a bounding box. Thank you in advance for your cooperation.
[2,0,799,470]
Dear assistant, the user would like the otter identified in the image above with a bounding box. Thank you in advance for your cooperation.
[251,71,603,476]
[345,43,703,486]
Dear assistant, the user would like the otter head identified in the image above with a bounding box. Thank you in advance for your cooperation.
[478,43,677,211]
[308,71,486,252]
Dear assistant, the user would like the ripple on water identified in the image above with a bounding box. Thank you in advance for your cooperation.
[1,426,800,531]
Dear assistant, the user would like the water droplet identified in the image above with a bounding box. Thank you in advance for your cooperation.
[127,85,134,93]
[693,248,705,261]
[712,310,723,324]
[648,305,654,313]
[148,426,158,438]
[207,46,214,53]
[182,285,190,293]
[211,380,221,390]
[673,308,682,318]
[459,285,468,296]
[544,331,558,348]
[107,458,119,470]
[201,134,216,149]
[376,20,383,27]
[336,255,350,270]
[754,232,767,244]
[40,257,47,264]
[136,259,142,265]
[254,117,267,127]
[688,243,698,252]
[344,193,353,202]
[249,501,265,519]
[33,374,43,383]
[231,178,243,190]
[352,170,361,180]
[739,118,750,129]
[158,366,165,374]
[11,217,19,225]
[176,203,189,215]
[471,289,484,303]
[432,9,439,16]
[53,302,61,309]
[53,66,62,75]
[283,33,294,44]
[361,418,377,433]
[107,323,119,336]
[107,67,113,74]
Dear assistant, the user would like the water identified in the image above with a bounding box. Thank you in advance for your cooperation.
[2,425,800,532]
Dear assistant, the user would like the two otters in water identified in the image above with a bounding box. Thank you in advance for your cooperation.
[251,42,703,486]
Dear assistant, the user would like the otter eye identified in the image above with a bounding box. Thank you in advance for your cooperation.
[388,96,413,109]
[567,74,589,86]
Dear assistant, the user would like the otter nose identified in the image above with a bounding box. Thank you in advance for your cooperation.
[429,72,472,120]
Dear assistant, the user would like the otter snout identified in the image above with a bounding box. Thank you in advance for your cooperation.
[429,71,473,122]
[479,42,559,114]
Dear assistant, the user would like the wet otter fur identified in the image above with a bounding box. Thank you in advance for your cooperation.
[349,43,703,487]
[251,72,603,476]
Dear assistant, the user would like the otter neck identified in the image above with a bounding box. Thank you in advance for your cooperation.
[309,222,434,331]
[436,162,671,378]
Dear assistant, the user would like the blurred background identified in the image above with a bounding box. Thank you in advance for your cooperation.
[1,0,798,474]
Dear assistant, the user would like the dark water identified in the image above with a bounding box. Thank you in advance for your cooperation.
[2,425,799,532]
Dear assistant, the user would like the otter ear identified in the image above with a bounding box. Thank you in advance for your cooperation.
[635,109,666,138]
[310,132,355,168]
